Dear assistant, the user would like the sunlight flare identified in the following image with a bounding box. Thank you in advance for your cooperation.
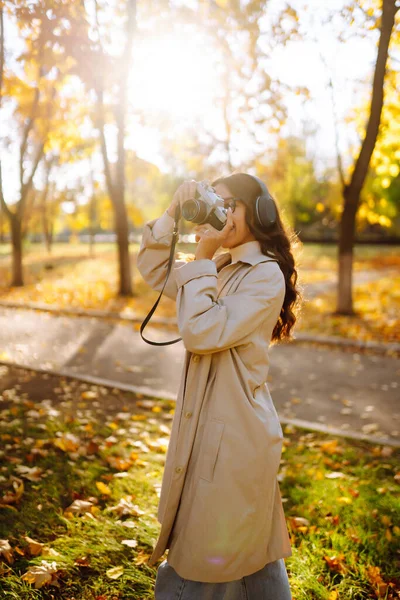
[129,33,220,119]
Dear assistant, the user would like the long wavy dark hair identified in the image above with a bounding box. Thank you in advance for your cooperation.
[213,173,302,342]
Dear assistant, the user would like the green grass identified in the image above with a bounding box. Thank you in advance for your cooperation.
[280,430,399,599]
[0,366,399,599]
[0,367,170,599]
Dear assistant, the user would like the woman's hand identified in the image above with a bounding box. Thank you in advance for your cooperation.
[194,208,235,260]
[167,180,198,218]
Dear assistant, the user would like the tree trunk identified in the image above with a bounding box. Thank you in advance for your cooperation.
[337,187,359,313]
[114,200,132,296]
[112,186,133,296]
[336,0,398,314]
[0,9,47,281]
[89,170,96,258]
[0,205,4,244]
[41,162,54,255]
[45,234,52,254]
[44,201,54,254]
[113,0,135,296]
[96,0,136,296]
[43,214,52,254]
[89,207,95,258]
[11,215,23,286]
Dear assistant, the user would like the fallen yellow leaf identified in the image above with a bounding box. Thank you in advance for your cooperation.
[106,565,124,579]
[320,440,340,455]
[121,539,138,548]
[64,499,94,515]
[24,536,44,557]
[81,391,98,400]
[134,551,151,566]
[21,560,58,589]
[0,540,13,564]
[96,481,112,496]
[53,433,80,453]
[337,497,352,504]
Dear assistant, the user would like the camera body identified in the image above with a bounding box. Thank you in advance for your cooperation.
[181,181,227,231]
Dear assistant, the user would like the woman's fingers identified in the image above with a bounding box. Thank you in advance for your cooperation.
[172,180,198,207]
[194,225,214,237]
[195,210,232,237]
[187,180,197,200]
[193,207,235,246]
[181,180,197,203]
[221,208,234,235]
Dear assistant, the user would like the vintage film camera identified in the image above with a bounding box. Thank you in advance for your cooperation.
[181,181,227,231]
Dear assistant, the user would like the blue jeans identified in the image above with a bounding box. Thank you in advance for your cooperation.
[154,558,292,599]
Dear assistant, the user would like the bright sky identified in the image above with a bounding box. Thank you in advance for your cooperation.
[125,0,377,174]
[266,0,378,169]
[0,0,379,204]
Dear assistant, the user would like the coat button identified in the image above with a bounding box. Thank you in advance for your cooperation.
[175,466,183,474]
[185,411,192,418]
[192,354,200,362]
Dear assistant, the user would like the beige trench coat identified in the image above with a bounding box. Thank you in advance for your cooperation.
[137,218,292,583]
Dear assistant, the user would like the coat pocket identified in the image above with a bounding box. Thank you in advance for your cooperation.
[199,419,225,483]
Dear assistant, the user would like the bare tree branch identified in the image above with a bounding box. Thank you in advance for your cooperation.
[96,83,115,199]
[19,81,41,193]
[91,0,116,199]
[20,142,45,208]
[318,52,346,190]
[19,79,56,216]
[114,0,136,203]
[93,0,104,52]
[348,1,399,197]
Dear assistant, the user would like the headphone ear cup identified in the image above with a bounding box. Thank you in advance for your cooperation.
[255,194,277,229]
[255,196,263,228]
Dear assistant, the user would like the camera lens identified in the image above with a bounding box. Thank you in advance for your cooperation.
[182,199,200,221]
[182,199,208,224]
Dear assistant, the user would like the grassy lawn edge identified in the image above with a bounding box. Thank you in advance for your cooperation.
[0,366,399,600]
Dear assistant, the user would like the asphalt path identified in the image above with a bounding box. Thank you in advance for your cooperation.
[0,306,399,443]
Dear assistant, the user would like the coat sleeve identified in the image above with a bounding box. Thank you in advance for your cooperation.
[174,259,285,354]
[136,215,189,301]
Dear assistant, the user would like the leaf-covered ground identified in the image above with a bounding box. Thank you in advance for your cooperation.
[1,243,399,344]
[298,274,400,344]
[0,365,399,600]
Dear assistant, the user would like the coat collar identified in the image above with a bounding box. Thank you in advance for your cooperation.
[216,241,277,268]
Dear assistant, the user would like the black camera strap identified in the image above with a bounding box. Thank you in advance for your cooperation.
[140,204,183,346]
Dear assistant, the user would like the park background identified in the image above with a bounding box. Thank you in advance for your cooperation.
[0,1,399,599]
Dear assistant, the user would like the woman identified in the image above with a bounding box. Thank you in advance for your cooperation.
[137,173,301,599]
